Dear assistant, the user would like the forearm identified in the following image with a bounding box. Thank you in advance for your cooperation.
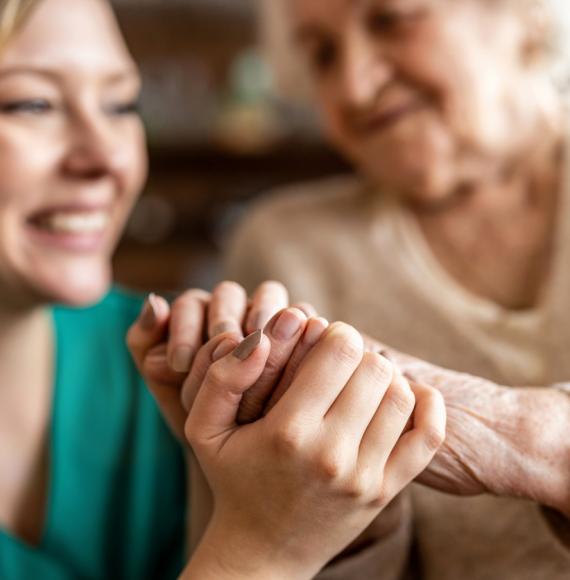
[369,335,570,512]
[505,386,570,515]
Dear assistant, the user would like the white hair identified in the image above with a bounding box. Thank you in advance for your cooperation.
[258,0,570,101]
[547,0,570,93]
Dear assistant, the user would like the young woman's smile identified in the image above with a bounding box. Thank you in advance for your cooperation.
[0,0,147,307]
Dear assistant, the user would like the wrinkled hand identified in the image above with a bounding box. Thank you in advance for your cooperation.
[368,338,533,499]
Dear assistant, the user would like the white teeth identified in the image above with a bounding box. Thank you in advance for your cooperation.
[39,211,109,234]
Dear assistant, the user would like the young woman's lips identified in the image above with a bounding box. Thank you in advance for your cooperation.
[26,207,112,253]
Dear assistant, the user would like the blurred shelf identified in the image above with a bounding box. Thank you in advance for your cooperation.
[109,1,352,293]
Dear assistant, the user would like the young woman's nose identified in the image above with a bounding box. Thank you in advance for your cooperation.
[340,30,392,109]
[63,110,127,180]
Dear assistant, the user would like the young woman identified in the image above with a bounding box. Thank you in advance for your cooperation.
[0,1,445,578]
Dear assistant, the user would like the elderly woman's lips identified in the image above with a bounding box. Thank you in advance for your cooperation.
[353,102,423,135]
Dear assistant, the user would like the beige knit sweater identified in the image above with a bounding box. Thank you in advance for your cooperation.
[225,172,570,579]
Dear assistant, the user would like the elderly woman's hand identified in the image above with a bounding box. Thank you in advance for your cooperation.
[181,323,446,580]
[375,341,570,517]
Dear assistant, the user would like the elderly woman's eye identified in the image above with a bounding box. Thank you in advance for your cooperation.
[310,42,338,74]
[0,99,53,114]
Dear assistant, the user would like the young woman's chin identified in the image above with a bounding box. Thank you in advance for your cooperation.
[26,258,114,308]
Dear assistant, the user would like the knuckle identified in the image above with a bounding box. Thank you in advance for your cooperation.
[271,422,306,457]
[340,473,371,500]
[328,323,363,366]
[364,353,394,386]
[368,487,390,510]
[384,383,415,417]
[204,362,227,391]
[421,424,446,453]
[314,450,346,482]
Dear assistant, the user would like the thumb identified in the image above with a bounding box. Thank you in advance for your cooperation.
[185,330,270,448]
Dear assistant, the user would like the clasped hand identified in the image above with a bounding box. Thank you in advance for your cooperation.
[128,282,446,578]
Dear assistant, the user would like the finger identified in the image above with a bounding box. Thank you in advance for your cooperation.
[271,322,364,423]
[143,343,189,440]
[208,281,247,338]
[357,372,416,471]
[180,332,240,412]
[167,289,211,373]
[185,330,271,446]
[325,352,394,444]
[127,293,170,371]
[264,317,329,414]
[244,281,289,334]
[382,382,446,494]
[237,307,308,424]
[143,343,185,388]
[291,302,318,318]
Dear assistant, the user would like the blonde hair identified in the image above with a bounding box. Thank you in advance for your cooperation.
[0,0,40,51]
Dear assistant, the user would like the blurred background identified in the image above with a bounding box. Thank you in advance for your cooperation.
[110,0,350,294]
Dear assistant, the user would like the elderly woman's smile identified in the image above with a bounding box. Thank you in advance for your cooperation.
[291,0,560,203]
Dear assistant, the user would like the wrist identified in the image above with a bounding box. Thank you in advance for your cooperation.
[501,387,570,513]
[182,520,319,580]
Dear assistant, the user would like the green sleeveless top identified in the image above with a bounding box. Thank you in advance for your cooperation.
[0,288,185,579]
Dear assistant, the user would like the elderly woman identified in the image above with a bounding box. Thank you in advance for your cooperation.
[220,0,570,578]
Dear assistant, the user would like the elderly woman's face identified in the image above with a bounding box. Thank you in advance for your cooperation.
[0,0,146,307]
[292,0,539,203]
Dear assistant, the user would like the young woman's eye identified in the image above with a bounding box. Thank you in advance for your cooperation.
[105,100,140,117]
[0,99,53,114]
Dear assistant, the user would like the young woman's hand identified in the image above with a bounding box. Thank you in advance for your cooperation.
[182,323,446,580]
[127,281,293,440]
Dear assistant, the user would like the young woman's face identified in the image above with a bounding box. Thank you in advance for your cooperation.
[0,0,146,308]
[291,0,543,204]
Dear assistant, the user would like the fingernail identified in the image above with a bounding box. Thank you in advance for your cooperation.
[171,346,194,373]
[251,309,270,331]
[271,310,302,341]
[304,317,328,345]
[212,321,235,336]
[212,338,237,362]
[233,329,263,361]
[140,293,159,330]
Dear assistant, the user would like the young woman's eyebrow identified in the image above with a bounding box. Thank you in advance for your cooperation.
[0,65,140,84]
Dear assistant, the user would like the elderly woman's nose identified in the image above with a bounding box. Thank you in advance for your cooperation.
[64,114,127,179]
[341,34,391,107]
